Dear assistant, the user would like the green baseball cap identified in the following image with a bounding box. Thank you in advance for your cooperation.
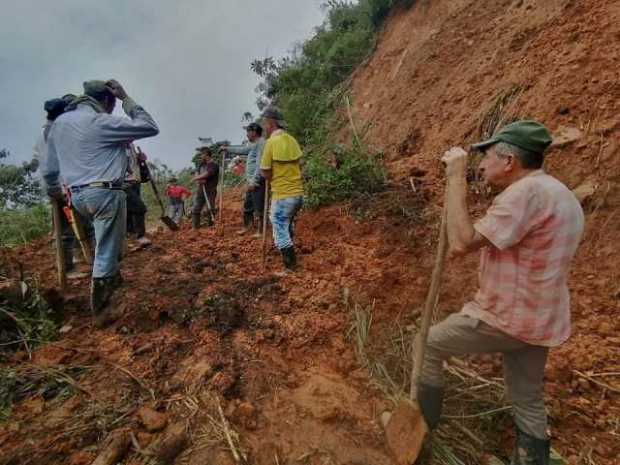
[472,120,552,155]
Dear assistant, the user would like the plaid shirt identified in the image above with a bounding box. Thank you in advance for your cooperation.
[462,170,584,347]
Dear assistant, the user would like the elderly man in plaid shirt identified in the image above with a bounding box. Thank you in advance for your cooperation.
[417,121,584,465]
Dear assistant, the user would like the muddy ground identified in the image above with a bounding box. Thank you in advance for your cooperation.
[2,0,620,464]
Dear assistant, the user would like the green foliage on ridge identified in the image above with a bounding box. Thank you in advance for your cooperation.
[252,0,412,208]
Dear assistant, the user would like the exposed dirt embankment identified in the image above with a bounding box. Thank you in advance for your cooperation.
[345,0,620,462]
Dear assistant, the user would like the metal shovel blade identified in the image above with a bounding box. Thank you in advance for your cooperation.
[385,399,429,465]
[160,215,179,231]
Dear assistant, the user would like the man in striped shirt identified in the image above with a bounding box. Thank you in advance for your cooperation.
[418,121,584,465]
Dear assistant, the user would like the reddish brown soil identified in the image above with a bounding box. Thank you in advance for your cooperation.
[1,1,619,464]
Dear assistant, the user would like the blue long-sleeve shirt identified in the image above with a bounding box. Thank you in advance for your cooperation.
[226,137,265,186]
[42,98,159,189]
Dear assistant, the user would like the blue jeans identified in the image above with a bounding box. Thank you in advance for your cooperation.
[71,188,126,279]
[270,196,303,250]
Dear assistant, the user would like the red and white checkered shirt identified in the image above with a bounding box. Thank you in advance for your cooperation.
[462,170,584,347]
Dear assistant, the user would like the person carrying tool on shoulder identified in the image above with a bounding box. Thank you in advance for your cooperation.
[416,121,584,465]
[221,122,266,237]
[42,79,159,327]
[259,107,304,272]
[34,94,92,280]
[191,147,219,229]
[165,177,191,225]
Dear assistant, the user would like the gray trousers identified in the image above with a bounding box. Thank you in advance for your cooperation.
[420,313,549,439]
[168,202,184,224]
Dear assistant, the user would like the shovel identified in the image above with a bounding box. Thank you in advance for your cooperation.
[385,202,448,465]
[131,145,178,231]
[50,198,67,289]
[148,175,179,231]
[63,205,93,264]
[201,184,216,224]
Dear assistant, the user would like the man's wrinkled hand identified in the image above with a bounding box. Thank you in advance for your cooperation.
[106,79,128,100]
[441,147,468,178]
[247,184,256,192]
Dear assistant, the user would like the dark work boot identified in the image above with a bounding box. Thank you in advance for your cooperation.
[416,383,445,464]
[192,213,201,230]
[511,427,550,465]
[281,246,297,270]
[417,383,444,430]
[91,277,119,328]
[253,218,263,238]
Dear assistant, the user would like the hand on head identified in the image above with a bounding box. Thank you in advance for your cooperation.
[105,80,128,100]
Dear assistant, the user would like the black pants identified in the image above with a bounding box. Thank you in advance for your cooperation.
[242,179,265,226]
[125,184,147,238]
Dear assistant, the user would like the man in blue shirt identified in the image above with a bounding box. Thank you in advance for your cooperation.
[221,122,266,236]
[42,79,159,326]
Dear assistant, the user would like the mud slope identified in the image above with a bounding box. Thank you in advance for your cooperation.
[345,0,620,462]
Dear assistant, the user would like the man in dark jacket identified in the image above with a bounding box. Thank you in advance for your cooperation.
[191,147,219,229]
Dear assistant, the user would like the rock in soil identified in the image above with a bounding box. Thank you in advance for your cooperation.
[138,406,168,432]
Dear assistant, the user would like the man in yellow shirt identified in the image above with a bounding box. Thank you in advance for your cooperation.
[260,107,304,271]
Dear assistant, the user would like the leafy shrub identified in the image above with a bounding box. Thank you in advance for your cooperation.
[304,142,386,209]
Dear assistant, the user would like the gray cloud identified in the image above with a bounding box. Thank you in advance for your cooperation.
[0,0,325,170]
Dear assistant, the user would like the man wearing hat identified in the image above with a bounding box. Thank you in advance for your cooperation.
[165,176,192,224]
[42,79,159,326]
[191,147,219,229]
[259,107,304,272]
[415,121,584,464]
[34,94,91,280]
[221,122,266,236]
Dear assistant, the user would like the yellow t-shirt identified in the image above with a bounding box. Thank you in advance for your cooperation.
[260,130,304,200]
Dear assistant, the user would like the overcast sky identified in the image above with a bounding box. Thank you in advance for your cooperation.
[0,0,325,170]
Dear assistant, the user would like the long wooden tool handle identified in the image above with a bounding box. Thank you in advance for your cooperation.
[218,152,225,233]
[261,180,270,267]
[410,203,448,398]
[202,184,216,222]
[51,199,67,289]
[69,209,93,265]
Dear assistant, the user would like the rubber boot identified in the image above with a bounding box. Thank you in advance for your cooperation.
[281,246,297,270]
[511,427,550,465]
[417,383,444,430]
[91,277,117,328]
[238,213,253,235]
[416,383,445,464]
[192,213,201,230]
[253,217,263,238]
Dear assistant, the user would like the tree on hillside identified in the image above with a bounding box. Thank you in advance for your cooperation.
[0,149,41,209]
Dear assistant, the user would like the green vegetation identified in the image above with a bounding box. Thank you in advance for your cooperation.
[0,277,60,356]
[251,0,413,208]
[0,204,50,248]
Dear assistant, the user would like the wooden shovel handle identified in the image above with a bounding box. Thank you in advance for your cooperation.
[261,180,270,267]
[51,199,67,289]
[411,202,448,397]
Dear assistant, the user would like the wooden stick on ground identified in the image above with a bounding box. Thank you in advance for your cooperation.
[217,398,246,464]
[92,431,131,465]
